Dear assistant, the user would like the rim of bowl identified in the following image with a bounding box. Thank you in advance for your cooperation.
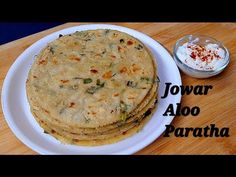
[173,35,230,74]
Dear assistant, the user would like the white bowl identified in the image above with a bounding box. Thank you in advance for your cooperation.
[173,35,230,78]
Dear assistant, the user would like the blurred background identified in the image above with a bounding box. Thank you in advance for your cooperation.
[0,23,63,45]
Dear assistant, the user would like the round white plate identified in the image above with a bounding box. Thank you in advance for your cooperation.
[1,24,181,154]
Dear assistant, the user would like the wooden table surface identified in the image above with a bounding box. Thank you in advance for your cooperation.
[0,23,236,154]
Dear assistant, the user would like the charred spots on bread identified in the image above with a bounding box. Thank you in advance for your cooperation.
[135,44,143,50]
[119,39,125,43]
[156,76,160,83]
[154,98,158,105]
[105,29,110,34]
[49,46,55,54]
[127,81,138,88]
[44,130,49,134]
[84,117,91,124]
[144,108,152,117]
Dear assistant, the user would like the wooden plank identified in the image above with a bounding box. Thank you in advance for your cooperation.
[0,23,235,154]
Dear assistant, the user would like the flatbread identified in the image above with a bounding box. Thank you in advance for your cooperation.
[26,29,159,145]
[30,81,158,134]
[33,92,157,139]
[38,106,156,146]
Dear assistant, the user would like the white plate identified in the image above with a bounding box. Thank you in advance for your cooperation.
[1,24,181,154]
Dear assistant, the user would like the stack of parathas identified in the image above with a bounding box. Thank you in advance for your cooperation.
[26,29,159,146]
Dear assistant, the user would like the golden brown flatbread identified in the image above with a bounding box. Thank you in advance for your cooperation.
[26,29,158,146]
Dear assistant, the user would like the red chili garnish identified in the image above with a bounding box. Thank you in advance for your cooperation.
[44,110,50,114]
[90,69,98,73]
[127,40,133,45]
[69,56,80,61]
[102,71,113,79]
[113,93,119,97]
[60,80,69,83]
[38,59,47,65]
[190,52,196,59]
[119,67,127,73]
[201,56,208,61]
[69,102,75,108]
[74,58,80,61]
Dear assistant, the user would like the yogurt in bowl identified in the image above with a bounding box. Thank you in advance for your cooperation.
[173,35,230,78]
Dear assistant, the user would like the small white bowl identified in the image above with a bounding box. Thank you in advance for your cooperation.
[173,35,230,78]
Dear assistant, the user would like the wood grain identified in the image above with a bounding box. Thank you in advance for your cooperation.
[0,23,235,154]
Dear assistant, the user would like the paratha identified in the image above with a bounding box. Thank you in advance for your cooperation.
[30,81,158,134]
[26,29,159,146]
[37,106,156,146]
[32,91,157,139]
